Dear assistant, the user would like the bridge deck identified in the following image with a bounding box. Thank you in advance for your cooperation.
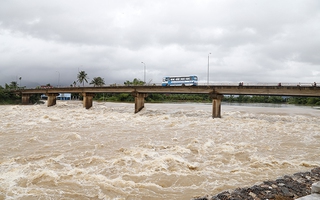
[17,85,320,97]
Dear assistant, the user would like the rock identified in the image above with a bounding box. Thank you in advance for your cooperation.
[193,167,320,200]
[312,182,320,193]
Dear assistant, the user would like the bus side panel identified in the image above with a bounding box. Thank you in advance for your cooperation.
[162,76,198,86]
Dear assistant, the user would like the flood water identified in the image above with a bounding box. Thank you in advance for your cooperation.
[1,101,319,200]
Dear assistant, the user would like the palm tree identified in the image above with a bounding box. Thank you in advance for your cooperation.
[77,71,88,87]
[90,77,105,87]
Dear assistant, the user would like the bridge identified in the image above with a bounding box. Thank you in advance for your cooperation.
[17,85,320,118]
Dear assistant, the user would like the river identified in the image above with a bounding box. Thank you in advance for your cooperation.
[0,101,319,199]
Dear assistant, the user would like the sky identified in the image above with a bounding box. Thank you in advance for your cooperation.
[1,0,320,87]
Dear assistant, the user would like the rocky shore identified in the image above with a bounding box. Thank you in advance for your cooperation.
[193,167,320,200]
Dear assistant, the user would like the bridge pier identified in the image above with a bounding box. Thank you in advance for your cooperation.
[21,94,30,105]
[82,93,95,109]
[47,93,59,107]
[211,93,223,118]
[132,92,148,113]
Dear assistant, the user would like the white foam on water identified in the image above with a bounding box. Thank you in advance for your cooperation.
[0,102,320,199]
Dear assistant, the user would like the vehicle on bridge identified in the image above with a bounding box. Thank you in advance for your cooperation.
[162,75,198,86]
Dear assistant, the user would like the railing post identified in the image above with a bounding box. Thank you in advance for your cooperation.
[210,93,223,118]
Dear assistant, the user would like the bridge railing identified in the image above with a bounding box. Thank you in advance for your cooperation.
[140,82,317,87]
[16,82,318,90]
[198,82,317,87]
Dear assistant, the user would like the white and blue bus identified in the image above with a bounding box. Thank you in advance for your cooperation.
[162,75,198,86]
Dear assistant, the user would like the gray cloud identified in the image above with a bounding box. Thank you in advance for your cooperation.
[1,0,320,87]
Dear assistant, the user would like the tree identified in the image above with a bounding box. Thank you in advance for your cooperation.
[90,77,105,87]
[124,80,131,86]
[77,71,88,87]
[132,78,144,86]
[6,81,18,90]
[0,82,24,104]
[124,78,144,86]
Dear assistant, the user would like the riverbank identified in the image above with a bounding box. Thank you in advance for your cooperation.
[193,167,320,200]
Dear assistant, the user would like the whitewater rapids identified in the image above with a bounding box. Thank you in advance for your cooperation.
[0,101,319,199]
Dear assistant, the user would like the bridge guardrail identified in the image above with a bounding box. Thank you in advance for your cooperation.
[198,82,317,87]
[14,82,318,90]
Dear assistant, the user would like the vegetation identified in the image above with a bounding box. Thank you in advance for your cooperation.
[287,97,320,106]
[0,82,40,104]
[90,77,105,87]
[94,89,320,106]
[71,81,77,87]
[6,81,18,90]
[223,95,287,104]
[94,93,211,103]
[0,85,20,104]
[35,83,52,89]
[77,70,88,87]
[124,78,145,86]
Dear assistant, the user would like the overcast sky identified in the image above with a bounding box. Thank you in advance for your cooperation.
[1,0,319,87]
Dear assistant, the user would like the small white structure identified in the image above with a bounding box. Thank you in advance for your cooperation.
[41,93,71,100]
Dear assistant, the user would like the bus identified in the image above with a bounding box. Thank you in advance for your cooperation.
[161,75,198,86]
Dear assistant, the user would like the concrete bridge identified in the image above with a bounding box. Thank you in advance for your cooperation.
[17,85,320,118]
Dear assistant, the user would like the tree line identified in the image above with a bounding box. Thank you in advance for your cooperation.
[93,90,320,106]
[223,95,320,105]
[75,71,147,87]
[0,82,40,104]
[73,70,106,87]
